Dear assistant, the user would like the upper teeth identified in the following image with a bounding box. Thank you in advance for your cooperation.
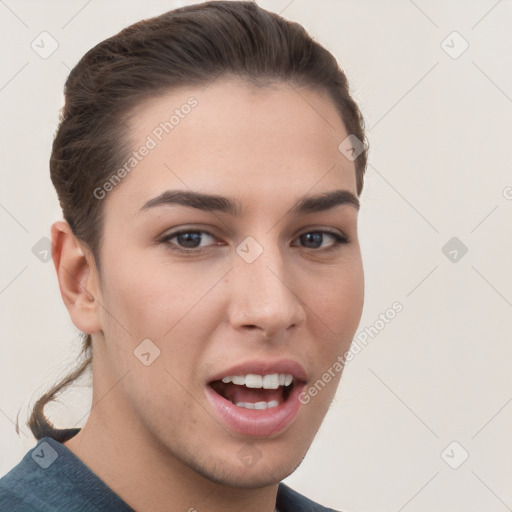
[221,373,293,389]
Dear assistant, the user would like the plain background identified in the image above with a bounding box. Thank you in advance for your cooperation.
[1,1,511,510]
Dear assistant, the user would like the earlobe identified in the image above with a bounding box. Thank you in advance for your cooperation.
[51,220,102,334]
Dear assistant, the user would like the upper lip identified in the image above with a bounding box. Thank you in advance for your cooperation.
[207,359,308,384]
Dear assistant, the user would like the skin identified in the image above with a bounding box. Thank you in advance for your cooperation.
[52,79,364,512]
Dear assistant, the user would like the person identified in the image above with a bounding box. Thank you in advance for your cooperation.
[0,1,368,510]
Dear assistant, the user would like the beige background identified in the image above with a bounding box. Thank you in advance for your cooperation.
[1,1,511,510]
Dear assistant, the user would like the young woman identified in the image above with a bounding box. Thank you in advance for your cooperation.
[0,2,367,510]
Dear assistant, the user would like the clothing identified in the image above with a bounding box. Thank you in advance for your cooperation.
[0,429,339,511]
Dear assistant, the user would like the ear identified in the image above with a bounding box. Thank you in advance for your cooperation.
[51,220,102,335]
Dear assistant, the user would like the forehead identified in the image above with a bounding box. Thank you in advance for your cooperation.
[104,79,357,216]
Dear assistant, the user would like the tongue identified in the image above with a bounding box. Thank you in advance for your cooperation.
[215,382,283,404]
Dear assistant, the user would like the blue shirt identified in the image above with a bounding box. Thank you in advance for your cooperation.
[0,431,338,511]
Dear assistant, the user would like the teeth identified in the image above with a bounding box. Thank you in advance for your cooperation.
[245,374,262,388]
[219,373,294,389]
[262,374,279,389]
[236,400,280,409]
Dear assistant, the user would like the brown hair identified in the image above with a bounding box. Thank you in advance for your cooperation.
[22,1,368,442]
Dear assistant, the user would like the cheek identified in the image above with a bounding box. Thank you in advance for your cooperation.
[300,264,363,411]
[313,261,364,336]
[97,258,211,429]
[101,254,208,334]
[98,255,226,383]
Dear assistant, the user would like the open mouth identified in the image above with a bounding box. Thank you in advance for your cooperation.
[209,373,296,410]
[205,363,307,436]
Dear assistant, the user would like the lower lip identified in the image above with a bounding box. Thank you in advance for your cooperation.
[205,383,305,437]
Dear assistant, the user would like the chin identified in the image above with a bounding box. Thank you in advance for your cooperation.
[169,432,311,490]
[193,451,306,489]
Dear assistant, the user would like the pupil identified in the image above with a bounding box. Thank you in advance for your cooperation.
[301,232,322,248]
[178,232,201,248]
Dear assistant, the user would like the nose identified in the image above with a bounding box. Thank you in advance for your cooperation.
[226,239,306,340]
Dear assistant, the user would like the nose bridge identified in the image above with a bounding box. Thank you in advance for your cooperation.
[229,235,304,336]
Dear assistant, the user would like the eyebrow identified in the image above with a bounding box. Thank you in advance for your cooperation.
[139,188,359,216]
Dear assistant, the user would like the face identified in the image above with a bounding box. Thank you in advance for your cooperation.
[89,79,364,487]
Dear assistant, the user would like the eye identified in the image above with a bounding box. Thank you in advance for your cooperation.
[293,230,348,251]
[160,229,219,252]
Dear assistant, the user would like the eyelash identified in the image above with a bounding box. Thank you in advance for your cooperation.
[159,229,349,255]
